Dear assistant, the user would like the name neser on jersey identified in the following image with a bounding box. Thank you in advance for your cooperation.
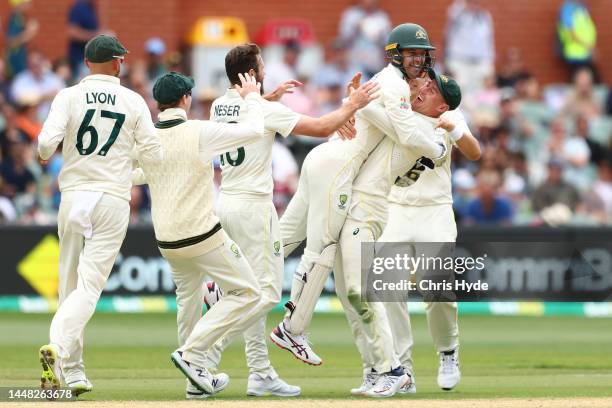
[214,104,241,117]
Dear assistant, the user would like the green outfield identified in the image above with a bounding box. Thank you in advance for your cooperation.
[0,312,611,402]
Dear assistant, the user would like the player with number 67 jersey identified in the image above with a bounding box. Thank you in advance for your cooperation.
[36,35,162,396]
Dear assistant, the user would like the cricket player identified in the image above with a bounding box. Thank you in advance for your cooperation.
[37,35,163,395]
[131,71,273,397]
[379,75,481,392]
[198,43,378,397]
[344,71,475,396]
[270,23,443,368]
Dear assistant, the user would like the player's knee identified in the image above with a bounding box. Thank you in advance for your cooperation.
[347,290,374,324]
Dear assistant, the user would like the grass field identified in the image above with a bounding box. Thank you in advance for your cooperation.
[1,311,611,406]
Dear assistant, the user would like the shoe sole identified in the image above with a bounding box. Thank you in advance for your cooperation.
[247,389,301,397]
[269,333,322,366]
[365,377,409,398]
[39,345,60,390]
[170,352,213,394]
[66,381,93,397]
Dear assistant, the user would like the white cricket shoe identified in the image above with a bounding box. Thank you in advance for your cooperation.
[185,372,230,399]
[397,373,416,394]
[66,377,93,396]
[171,350,213,393]
[438,349,461,390]
[365,372,409,398]
[39,344,61,391]
[270,323,322,366]
[247,373,301,397]
[350,370,378,395]
[203,281,223,311]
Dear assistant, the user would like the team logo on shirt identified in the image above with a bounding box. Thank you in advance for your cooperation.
[353,228,360,235]
[230,243,241,257]
[273,241,281,256]
[400,97,410,110]
[338,194,348,209]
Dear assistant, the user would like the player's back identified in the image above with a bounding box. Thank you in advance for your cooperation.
[211,89,299,199]
[56,75,153,200]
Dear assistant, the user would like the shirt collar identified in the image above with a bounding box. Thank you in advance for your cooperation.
[158,108,188,122]
[80,74,121,85]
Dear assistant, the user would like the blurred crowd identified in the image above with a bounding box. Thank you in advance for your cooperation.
[0,0,610,227]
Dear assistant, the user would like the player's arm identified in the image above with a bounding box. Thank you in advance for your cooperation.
[376,80,446,159]
[291,81,379,137]
[133,98,163,164]
[200,74,266,157]
[37,89,70,160]
[437,112,481,161]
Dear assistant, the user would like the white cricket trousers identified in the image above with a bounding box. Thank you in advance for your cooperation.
[203,195,283,379]
[334,217,400,374]
[281,145,364,280]
[163,228,262,368]
[379,203,459,373]
[50,191,129,377]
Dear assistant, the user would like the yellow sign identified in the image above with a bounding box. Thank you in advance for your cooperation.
[187,17,249,46]
[18,235,60,298]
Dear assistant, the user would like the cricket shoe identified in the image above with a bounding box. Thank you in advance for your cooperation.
[203,281,223,311]
[66,377,93,396]
[397,373,416,394]
[364,368,409,398]
[171,350,214,393]
[350,369,378,395]
[247,373,301,397]
[39,344,61,391]
[438,348,461,390]
[270,323,322,366]
[185,373,230,399]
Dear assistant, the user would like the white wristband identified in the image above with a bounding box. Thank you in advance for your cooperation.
[449,126,464,142]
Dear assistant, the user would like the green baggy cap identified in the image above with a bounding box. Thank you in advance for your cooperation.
[85,35,129,63]
[428,69,461,110]
[153,72,195,104]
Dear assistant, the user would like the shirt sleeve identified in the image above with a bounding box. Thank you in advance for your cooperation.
[359,77,445,159]
[133,97,163,164]
[37,89,70,160]
[199,93,265,158]
[264,100,301,137]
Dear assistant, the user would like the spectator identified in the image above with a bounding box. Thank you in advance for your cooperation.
[272,139,299,215]
[67,0,100,78]
[496,47,530,89]
[10,51,65,121]
[338,0,391,78]
[588,159,612,222]
[14,91,42,142]
[574,113,608,165]
[445,0,495,93]
[464,170,514,225]
[562,115,593,191]
[562,67,601,119]
[532,159,580,213]
[144,37,168,82]
[264,41,316,116]
[0,140,35,200]
[557,0,598,81]
[312,38,357,97]
[52,58,73,87]
[452,168,477,221]
[5,0,39,78]
[0,60,14,105]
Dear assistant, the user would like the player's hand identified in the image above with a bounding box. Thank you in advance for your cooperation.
[345,72,362,97]
[436,116,457,133]
[337,117,356,140]
[347,81,380,110]
[263,79,303,101]
[234,73,261,99]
